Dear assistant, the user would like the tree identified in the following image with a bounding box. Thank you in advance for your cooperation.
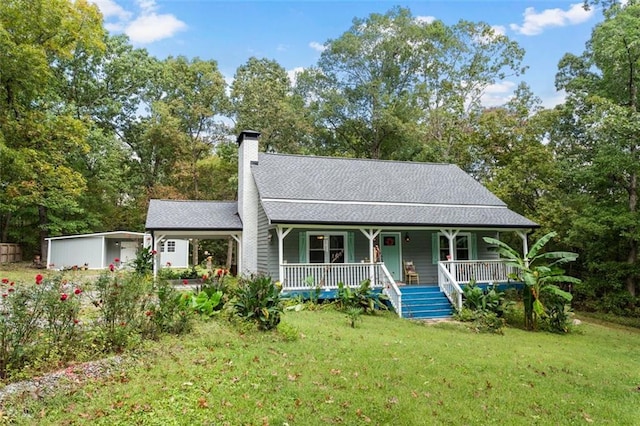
[555,1,640,298]
[230,57,311,154]
[295,7,525,162]
[0,0,105,257]
[484,232,580,331]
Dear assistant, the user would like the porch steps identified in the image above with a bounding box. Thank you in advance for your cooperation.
[400,285,454,320]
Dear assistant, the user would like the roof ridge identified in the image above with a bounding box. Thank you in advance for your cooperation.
[258,152,454,167]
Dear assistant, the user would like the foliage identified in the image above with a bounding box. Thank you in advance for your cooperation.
[455,281,511,333]
[335,280,389,314]
[91,271,153,351]
[484,232,579,331]
[233,275,283,330]
[132,247,156,275]
[345,307,364,328]
[181,288,223,317]
[145,280,193,337]
[0,274,83,380]
[4,310,640,424]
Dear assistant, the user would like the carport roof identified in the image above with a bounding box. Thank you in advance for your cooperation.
[145,200,242,231]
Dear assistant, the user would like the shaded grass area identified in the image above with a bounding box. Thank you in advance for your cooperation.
[6,310,640,425]
[576,311,640,329]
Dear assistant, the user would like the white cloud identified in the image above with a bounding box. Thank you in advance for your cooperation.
[287,67,305,85]
[91,0,131,20]
[510,3,594,36]
[309,41,326,53]
[91,0,187,44]
[480,81,517,107]
[126,13,187,44]
[415,15,436,25]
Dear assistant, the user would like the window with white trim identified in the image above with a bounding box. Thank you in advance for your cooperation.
[308,233,346,263]
[166,241,176,253]
[438,233,471,261]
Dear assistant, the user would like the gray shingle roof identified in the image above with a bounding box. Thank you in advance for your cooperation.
[260,201,537,227]
[146,200,241,230]
[252,153,505,206]
[252,153,537,228]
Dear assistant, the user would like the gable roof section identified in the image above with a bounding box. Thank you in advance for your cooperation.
[146,200,242,230]
[252,153,537,228]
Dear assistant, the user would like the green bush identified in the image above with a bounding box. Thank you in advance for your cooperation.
[455,282,511,333]
[144,280,194,337]
[91,271,153,351]
[132,247,156,275]
[335,280,388,314]
[234,275,283,330]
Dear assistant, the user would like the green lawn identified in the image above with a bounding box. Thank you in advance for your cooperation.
[5,310,640,425]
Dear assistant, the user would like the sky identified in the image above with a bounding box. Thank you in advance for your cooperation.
[91,0,603,109]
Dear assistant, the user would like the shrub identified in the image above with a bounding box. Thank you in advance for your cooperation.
[144,280,194,337]
[455,282,511,333]
[335,280,388,314]
[91,271,153,351]
[132,247,156,275]
[234,275,283,330]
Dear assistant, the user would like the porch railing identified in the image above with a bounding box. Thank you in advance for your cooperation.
[438,262,463,311]
[280,262,385,291]
[379,264,402,318]
[441,260,517,285]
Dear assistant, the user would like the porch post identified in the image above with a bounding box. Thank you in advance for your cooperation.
[359,228,381,283]
[230,234,241,275]
[516,230,529,266]
[276,227,292,283]
[440,229,459,280]
[153,234,166,279]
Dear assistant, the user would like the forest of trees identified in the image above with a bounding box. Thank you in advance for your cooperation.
[1,0,639,314]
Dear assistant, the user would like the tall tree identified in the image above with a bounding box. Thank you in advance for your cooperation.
[0,0,105,257]
[230,57,311,153]
[295,7,525,161]
[555,0,640,297]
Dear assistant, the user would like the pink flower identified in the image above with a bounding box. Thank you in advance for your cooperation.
[73,319,79,324]
[182,279,188,285]
[35,274,43,285]
[8,288,14,293]
[2,294,7,298]
[151,250,157,255]
[202,274,208,280]
[60,293,68,301]
[109,263,115,272]
[74,288,82,295]
[1,278,8,284]
[114,257,120,263]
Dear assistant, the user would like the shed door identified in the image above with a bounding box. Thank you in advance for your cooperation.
[380,233,401,281]
[120,241,138,265]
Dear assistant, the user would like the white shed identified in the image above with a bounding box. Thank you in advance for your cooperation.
[46,231,189,270]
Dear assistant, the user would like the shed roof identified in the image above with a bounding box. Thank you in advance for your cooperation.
[145,200,242,230]
[46,231,146,241]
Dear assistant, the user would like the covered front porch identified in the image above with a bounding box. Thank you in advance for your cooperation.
[269,225,528,318]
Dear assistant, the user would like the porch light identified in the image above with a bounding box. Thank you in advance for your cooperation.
[404,232,410,243]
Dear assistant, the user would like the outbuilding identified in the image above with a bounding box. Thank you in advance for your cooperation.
[46,231,189,270]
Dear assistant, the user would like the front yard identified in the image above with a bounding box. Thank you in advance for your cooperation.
[3,309,639,424]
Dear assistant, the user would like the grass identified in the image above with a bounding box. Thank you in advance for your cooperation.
[4,309,640,425]
[0,262,99,283]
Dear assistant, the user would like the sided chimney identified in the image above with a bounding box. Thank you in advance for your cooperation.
[237,130,260,274]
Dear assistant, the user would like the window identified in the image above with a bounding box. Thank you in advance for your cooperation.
[160,242,165,253]
[166,241,176,253]
[438,234,471,261]
[308,233,346,263]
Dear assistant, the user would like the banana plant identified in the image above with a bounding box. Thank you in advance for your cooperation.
[483,232,581,330]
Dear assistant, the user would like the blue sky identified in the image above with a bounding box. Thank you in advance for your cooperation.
[92,0,602,108]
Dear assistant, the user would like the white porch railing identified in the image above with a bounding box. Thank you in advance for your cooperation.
[441,260,517,285]
[438,262,463,311]
[280,262,385,291]
[379,264,402,318]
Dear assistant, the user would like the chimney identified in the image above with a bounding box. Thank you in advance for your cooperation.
[237,130,260,274]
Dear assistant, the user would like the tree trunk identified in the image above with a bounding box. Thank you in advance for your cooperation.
[0,213,10,242]
[626,171,638,297]
[38,205,48,262]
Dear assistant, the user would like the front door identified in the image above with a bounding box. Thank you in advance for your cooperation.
[380,232,401,281]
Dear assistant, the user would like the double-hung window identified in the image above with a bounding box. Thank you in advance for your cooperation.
[308,233,346,263]
[437,233,474,261]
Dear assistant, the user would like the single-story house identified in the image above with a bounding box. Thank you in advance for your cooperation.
[46,231,189,270]
[145,131,538,318]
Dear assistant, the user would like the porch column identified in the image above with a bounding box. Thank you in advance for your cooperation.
[440,229,459,280]
[230,234,241,275]
[359,228,381,283]
[516,230,529,266]
[153,234,166,279]
[276,227,293,283]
